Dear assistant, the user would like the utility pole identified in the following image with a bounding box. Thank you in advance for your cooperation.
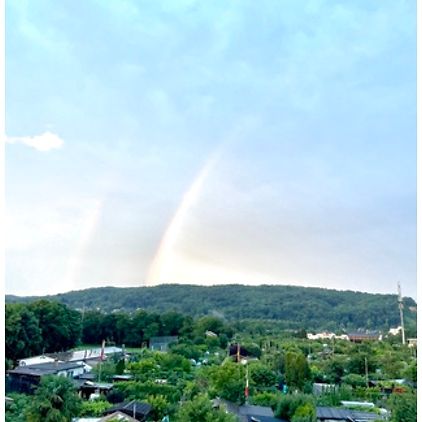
[364,357,369,388]
[398,282,406,345]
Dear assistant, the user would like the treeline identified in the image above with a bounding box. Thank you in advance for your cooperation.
[6,300,81,363]
[5,300,234,364]
[6,284,417,331]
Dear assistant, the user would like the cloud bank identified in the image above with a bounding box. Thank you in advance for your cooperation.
[6,131,64,152]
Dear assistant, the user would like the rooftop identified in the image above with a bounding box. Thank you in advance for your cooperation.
[8,361,85,376]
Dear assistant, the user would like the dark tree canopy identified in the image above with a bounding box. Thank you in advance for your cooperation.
[6,284,416,331]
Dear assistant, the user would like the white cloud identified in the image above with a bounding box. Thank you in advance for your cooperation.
[6,131,64,152]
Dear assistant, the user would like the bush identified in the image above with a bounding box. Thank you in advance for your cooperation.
[80,399,112,416]
[292,402,317,422]
[342,373,367,388]
[275,393,315,421]
[250,391,280,409]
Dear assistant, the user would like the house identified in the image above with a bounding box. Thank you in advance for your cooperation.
[6,361,86,394]
[347,331,381,343]
[407,338,417,348]
[149,336,178,352]
[214,399,284,422]
[103,400,152,422]
[49,346,124,366]
[18,355,56,366]
[112,374,134,382]
[313,383,336,395]
[73,379,114,399]
[317,406,386,421]
[307,332,350,341]
[388,326,402,336]
[73,411,140,422]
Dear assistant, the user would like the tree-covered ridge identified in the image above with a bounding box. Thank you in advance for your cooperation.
[6,284,416,331]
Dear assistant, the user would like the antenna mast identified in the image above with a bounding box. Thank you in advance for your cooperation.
[397,282,406,345]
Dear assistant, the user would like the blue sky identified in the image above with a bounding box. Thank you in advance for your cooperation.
[6,0,416,298]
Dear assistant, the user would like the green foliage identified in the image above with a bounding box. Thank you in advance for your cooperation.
[7,284,415,331]
[242,342,262,358]
[388,392,417,422]
[323,357,346,383]
[341,373,367,388]
[285,351,311,390]
[292,402,317,422]
[249,362,277,388]
[346,353,375,376]
[80,399,112,416]
[208,361,246,404]
[26,375,82,422]
[115,358,125,375]
[114,380,182,404]
[128,358,159,382]
[315,385,353,406]
[29,300,81,352]
[250,391,280,408]
[275,393,315,421]
[5,304,42,361]
[5,393,32,422]
[174,394,237,422]
[169,342,205,361]
[92,361,116,382]
[403,360,417,383]
[145,394,172,421]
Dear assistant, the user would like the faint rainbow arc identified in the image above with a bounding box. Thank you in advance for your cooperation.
[146,153,219,285]
[62,198,104,290]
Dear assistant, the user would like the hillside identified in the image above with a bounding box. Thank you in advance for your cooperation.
[6,284,417,332]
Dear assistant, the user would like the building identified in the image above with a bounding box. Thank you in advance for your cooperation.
[313,383,336,395]
[103,401,152,422]
[388,326,402,336]
[407,338,417,348]
[149,336,178,352]
[73,380,114,400]
[317,406,387,421]
[7,361,86,394]
[18,355,56,366]
[49,346,124,366]
[214,399,284,422]
[347,331,381,343]
[73,411,140,422]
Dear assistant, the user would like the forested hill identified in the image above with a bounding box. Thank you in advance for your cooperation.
[6,284,416,331]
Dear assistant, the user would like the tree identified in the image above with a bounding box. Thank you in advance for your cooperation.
[174,394,237,422]
[26,376,82,421]
[388,392,417,422]
[93,361,117,382]
[341,374,366,388]
[82,310,104,344]
[292,402,317,422]
[346,352,375,376]
[5,393,32,422]
[115,359,125,375]
[145,394,172,421]
[285,351,310,390]
[324,357,345,383]
[275,393,315,421]
[209,361,246,404]
[29,300,81,352]
[80,399,112,416]
[249,363,277,388]
[5,304,42,361]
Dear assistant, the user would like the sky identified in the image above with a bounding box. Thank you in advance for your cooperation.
[5,0,417,299]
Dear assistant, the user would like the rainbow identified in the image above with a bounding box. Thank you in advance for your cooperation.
[62,198,104,291]
[146,153,219,285]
